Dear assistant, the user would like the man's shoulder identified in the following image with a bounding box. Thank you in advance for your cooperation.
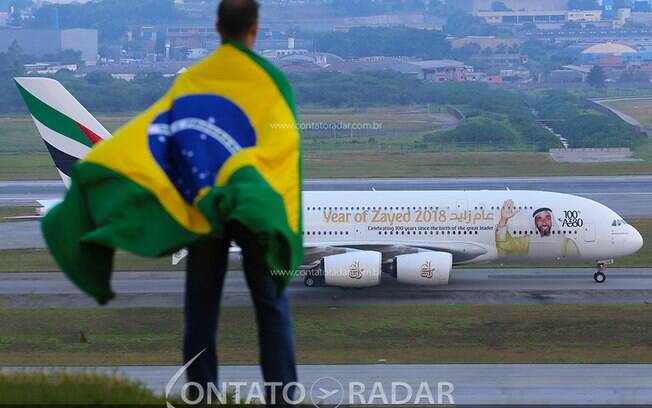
[232,44,292,91]
[231,44,296,111]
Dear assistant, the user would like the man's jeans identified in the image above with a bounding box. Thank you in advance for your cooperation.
[183,224,297,404]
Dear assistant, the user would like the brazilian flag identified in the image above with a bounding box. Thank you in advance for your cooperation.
[42,42,303,304]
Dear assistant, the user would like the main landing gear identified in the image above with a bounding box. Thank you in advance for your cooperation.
[593,262,607,283]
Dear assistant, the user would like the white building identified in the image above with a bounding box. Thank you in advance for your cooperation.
[567,10,602,22]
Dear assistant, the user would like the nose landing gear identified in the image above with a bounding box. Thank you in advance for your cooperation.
[594,262,607,283]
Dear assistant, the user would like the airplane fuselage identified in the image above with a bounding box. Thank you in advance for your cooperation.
[302,190,643,265]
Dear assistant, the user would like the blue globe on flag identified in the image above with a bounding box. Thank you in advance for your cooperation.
[148,94,257,203]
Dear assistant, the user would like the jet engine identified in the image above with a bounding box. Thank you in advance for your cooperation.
[393,252,452,285]
[316,251,382,287]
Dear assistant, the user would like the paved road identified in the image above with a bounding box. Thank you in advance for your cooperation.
[2,176,651,218]
[593,96,652,130]
[0,181,62,206]
[0,221,43,249]
[2,268,651,307]
[5,364,652,404]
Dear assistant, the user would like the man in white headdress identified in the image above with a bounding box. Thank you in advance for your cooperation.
[495,199,580,259]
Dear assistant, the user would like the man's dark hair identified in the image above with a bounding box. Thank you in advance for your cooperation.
[217,0,259,39]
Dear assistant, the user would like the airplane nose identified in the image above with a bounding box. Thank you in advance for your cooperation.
[631,226,644,253]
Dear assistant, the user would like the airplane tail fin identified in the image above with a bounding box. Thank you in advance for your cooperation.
[14,77,112,188]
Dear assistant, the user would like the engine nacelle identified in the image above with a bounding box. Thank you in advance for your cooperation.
[322,251,382,287]
[393,252,452,285]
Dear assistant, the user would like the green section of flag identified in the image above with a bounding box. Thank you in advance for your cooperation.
[42,162,199,304]
[197,166,303,288]
[227,41,304,274]
[15,81,94,148]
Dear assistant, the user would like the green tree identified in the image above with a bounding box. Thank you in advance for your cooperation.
[443,11,497,37]
[42,49,83,65]
[491,1,511,11]
[31,0,183,42]
[0,41,26,77]
[312,27,451,59]
[8,11,22,27]
[425,118,518,146]
[519,22,538,32]
[332,0,383,16]
[452,42,482,60]
[587,65,606,88]
[85,71,114,86]
[613,0,632,9]
[562,21,582,30]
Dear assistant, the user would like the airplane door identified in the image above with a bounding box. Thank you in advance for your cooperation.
[584,223,596,242]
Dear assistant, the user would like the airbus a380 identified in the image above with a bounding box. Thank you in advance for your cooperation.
[14,77,644,287]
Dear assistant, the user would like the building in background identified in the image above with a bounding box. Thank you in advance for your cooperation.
[412,60,473,81]
[567,10,603,22]
[450,36,521,50]
[32,0,92,3]
[24,62,77,74]
[127,24,219,60]
[0,28,98,64]
[0,0,10,27]
[477,10,603,26]
[633,0,652,12]
[581,42,640,64]
[478,10,567,25]
[452,0,570,12]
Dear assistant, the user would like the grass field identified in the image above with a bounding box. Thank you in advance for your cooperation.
[0,206,37,221]
[304,151,652,178]
[0,219,648,272]
[0,371,164,404]
[597,99,652,162]
[2,304,652,365]
[3,111,652,179]
[0,248,182,273]
[0,115,132,180]
[602,98,652,129]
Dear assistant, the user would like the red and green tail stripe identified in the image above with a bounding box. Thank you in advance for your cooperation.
[15,80,103,178]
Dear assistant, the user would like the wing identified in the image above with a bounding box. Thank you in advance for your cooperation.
[303,241,488,265]
[173,241,487,266]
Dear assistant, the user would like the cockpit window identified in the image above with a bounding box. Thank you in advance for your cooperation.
[612,219,627,227]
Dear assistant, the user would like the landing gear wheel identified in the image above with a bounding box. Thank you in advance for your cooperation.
[594,271,606,283]
[304,276,316,287]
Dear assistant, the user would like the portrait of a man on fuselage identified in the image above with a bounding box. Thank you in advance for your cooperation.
[495,199,580,260]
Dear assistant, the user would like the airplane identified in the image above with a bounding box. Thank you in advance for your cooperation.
[314,387,340,402]
[14,77,644,287]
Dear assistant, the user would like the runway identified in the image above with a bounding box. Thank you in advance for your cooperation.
[0,181,63,206]
[6,364,652,404]
[2,175,652,217]
[0,221,43,249]
[2,268,651,307]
